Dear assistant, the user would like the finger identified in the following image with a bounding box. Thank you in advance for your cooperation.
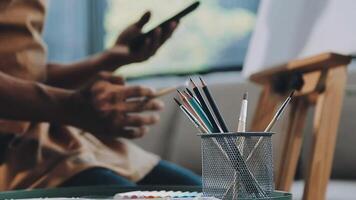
[161,21,179,43]
[117,99,164,113]
[135,11,151,29]
[124,86,155,99]
[98,71,125,85]
[90,80,110,95]
[150,28,162,54]
[93,93,113,111]
[108,75,125,85]
[109,90,126,104]
[124,114,160,126]
[139,37,152,55]
[120,126,149,139]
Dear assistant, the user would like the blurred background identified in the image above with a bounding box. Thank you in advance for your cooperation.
[44,0,259,78]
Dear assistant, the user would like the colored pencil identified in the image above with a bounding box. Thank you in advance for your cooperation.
[199,77,229,132]
[183,91,214,132]
[177,90,211,132]
[174,98,207,133]
[190,78,221,133]
[186,88,201,104]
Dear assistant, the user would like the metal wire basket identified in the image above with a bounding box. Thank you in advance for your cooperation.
[200,132,274,200]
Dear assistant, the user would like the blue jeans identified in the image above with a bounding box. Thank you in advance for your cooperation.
[60,160,202,187]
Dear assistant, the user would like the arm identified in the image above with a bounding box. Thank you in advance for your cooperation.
[46,12,178,89]
[0,71,163,138]
[46,51,127,89]
[0,71,73,123]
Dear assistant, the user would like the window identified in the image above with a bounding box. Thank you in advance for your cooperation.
[44,0,90,63]
[44,0,106,63]
[44,0,260,78]
[104,0,260,78]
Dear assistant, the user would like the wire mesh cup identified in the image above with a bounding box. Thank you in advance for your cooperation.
[200,132,275,200]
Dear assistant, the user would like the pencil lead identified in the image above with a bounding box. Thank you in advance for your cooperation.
[289,90,295,98]
[186,88,194,97]
[173,98,182,106]
[176,89,185,99]
[183,91,191,98]
[243,92,248,100]
[190,77,197,88]
[199,76,206,86]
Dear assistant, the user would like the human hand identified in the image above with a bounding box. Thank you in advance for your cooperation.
[68,72,164,139]
[103,11,179,68]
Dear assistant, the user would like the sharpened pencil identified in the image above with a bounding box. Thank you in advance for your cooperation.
[177,90,211,132]
[186,88,201,104]
[174,98,207,133]
[145,86,178,102]
[152,86,177,98]
[199,77,229,132]
[183,91,214,132]
[190,78,221,133]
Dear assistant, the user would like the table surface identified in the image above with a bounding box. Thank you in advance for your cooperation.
[0,185,292,199]
[0,185,201,199]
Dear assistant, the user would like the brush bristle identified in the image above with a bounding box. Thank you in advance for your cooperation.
[243,92,248,100]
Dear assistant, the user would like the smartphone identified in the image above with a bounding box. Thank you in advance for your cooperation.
[130,1,200,51]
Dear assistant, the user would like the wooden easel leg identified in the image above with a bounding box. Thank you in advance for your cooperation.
[250,84,283,131]
[303,66,348,200]
[276,97,309,191]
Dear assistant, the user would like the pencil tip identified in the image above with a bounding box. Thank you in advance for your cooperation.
[243,92,248,100]
[189,77,197,88]
[186,88,194,97]
[289,90,295,98]
[176,89,183,96]
[183,91,191,98]
[173,98,181,106]
[199,76,206,86]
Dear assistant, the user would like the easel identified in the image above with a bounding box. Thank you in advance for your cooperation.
[249,53,352,200]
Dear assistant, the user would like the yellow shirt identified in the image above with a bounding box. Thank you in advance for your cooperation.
[0,0,159,190]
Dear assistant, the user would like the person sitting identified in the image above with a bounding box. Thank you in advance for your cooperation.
[0,0,201,190]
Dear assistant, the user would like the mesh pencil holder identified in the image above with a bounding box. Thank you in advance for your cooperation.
[200,132,275,200]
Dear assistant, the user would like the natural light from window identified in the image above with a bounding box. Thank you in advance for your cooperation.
[104,0,258,78]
